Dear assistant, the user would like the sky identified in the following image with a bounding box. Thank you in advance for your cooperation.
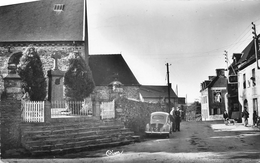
[1,0,260,103]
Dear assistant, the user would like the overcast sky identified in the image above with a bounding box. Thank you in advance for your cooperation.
[1,0,260,103]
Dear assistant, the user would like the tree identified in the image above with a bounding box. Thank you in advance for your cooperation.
[17,46,47,101]
[64,54,95,101]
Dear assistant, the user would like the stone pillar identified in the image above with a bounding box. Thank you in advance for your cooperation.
[0,64,23,158]
[44,101,52,123]
[47,69,65,101]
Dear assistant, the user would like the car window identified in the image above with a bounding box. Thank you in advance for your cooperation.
[151,114,166,123]
[152,115,165,119]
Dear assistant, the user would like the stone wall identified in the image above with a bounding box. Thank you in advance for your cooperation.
[94,86,140,101]
[123,86,140,100]
[94,86,110,101]
[0,43,85,93]
[0,99,22,158]
[115,97,168,135]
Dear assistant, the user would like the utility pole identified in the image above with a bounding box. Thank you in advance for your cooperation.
[252,22,260,69]
[166,63,171,113]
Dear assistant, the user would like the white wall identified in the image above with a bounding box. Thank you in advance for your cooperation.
[201,88,209,121]
[238,61,260,125]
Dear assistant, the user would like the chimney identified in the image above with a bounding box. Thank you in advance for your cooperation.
[208,76,215,80]
[216,69,225,77]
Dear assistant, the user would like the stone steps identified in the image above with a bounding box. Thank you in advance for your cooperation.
[20,119,134,156]
[24,129,133,142]
[32,140,132,156]
[21,119,123,131]
[28,135,133,151]
[22,125,125,138]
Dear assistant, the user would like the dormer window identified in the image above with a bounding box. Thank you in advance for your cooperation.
[53,4,65,11]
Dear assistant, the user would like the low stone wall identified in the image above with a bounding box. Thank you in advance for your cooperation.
[0,99,22,158]
[115,97,167,135]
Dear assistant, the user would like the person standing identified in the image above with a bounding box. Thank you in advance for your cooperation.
[174,107,181,131]
[170,107,176,132]
[242,107,249,127]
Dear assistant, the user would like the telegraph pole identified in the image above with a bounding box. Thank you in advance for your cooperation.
[166,63,171,113]
[252,22,260,69]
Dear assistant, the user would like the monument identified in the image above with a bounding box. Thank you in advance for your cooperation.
[47,52,65,101]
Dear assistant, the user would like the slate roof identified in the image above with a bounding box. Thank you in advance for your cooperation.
[89,54,140,86]
[139,85,177,99]
[203,75,227,89]
[0,0,84,42]
[237,39,259,70]
[238,40,255,64]
[200,69,227,91]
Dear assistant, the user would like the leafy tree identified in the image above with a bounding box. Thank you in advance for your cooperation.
[17,46,47,101]
[64,54,95,101]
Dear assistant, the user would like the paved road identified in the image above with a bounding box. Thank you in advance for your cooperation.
[2,121,260,163]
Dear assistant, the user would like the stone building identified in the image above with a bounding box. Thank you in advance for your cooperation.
[139,85,178,104]
[0,0,144,103]
[89,54,141,101]
[200,69,228,121]
[0,0,88,97]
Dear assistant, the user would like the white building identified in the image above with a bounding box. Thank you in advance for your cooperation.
[237,39,260,125]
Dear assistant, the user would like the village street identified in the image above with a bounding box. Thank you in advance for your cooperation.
[2,120,260,163]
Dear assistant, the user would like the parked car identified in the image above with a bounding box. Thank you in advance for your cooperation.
[145,111,172,138]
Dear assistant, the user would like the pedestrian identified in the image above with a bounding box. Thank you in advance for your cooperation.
[170,107,176,132]
[174,107,181,131]
[223,110,229,125]
[253,110,258,127]
[242,107,249,127]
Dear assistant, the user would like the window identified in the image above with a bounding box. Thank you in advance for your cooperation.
[211,108,221,115]
[251,68,256,86]
[53,4,65,11]
[243,74,246,89]
[201,96,207,104]
[228,75,238,83]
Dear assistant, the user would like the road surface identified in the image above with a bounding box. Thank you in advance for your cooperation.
[2,120,260,163]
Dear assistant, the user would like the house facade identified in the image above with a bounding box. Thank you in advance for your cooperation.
[200,69,228,121]
[226,53,242,121]
[236,39,260,125]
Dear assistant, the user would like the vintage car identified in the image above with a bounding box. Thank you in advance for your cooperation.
[145,111,172,138]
